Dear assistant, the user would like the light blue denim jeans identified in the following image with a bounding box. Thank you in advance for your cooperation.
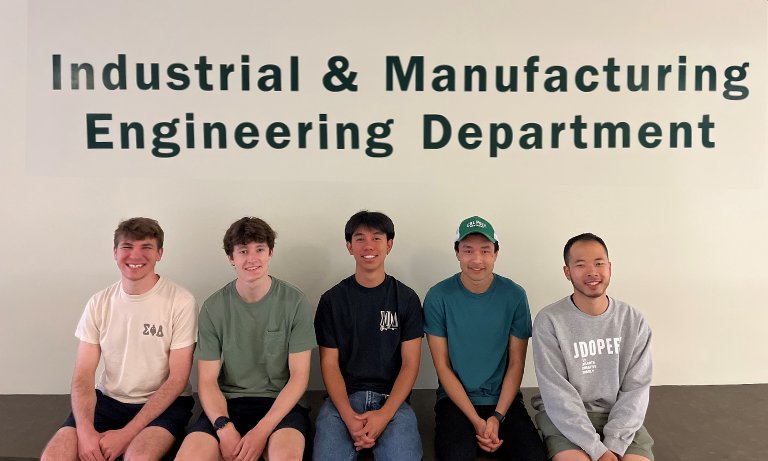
[313,390,423,461]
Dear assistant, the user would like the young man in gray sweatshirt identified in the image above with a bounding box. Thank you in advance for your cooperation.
[531,233,653,461]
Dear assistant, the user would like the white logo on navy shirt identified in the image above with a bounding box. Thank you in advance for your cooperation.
[380,311,399,331]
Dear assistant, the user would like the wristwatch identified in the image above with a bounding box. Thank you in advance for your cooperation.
[213,416,232,431]
[491,411,506,423]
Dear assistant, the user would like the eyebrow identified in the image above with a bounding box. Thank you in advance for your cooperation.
[573,257,605,263]
[353,231,385,236]
[460,243,492,249]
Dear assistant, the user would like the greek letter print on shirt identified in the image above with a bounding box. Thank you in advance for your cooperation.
[142,324,165,337]
[380,311,399,331]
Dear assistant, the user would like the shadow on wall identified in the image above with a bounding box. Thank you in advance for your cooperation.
[406,246,457,293]
[271,243,348,309]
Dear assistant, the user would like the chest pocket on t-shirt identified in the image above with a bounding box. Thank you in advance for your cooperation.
[264,330,287,358]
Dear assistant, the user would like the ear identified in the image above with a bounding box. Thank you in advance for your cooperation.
[156,247,163,261]
[113,246,118,261]
[346,241,353,255]
[228,254,235,266]
[563,265,571,281]
[386,239,393,254]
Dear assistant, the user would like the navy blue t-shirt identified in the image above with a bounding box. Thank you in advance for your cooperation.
[314,274,424,395]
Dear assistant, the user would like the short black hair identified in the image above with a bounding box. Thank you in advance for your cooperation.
[563,233,609,266]
[344,210,395,242]
[454,238,499,253]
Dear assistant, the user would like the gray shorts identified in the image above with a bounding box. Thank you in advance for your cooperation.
[535,410,654,461]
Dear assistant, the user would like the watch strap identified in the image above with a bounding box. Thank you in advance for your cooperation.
[491,410,506,423]
[213,416,231,431]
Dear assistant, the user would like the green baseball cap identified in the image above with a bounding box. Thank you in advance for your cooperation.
[455,216,498,243]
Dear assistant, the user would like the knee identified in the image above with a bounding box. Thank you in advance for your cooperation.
[552,450,591,461]
[41,428,77,461]
[124,452,161,461]
[269,454,302,461]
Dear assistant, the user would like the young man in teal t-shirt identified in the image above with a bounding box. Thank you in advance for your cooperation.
[424,216,546,461]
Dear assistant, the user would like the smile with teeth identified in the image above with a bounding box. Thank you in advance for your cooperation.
[128,264,145,268]
[245,266,261,271]
[586,281,601,286]
[362,255,377,259]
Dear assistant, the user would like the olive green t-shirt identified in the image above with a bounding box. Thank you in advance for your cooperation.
[197,277,317,407]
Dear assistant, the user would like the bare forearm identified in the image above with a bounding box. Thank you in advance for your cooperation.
[199,380,230,424]
[124,377,188,435]
[436,365,481,423]
[71,376,97,428]
[322,363,356,421]
[380,358,419,419]
[258,372,309,431]
[495,360,524,416]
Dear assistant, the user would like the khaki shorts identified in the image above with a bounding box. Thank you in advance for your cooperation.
[535,410,654,461]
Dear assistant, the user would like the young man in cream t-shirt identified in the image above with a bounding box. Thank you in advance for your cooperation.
[41,218,198,461]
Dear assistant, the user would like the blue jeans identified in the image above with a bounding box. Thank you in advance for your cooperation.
[313,391,423,461]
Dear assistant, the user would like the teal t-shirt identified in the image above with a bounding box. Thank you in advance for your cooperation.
[423,273,532,405]
[197,277,317,407]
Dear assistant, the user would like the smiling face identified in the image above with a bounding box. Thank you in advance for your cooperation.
[564,240,611,300]
[228,241,273,283]
[113,237,163,283]
[456,233,498,292]
[346,225,393,274]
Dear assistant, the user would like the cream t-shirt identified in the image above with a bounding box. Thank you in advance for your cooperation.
[75,276,198,404]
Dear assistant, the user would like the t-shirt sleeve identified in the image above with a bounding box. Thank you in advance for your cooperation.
[423,288,447,338]
[399,290,424,342]
[510,288,533,339]
[75,297,100,344]
[288,294,318,353]
[196,304,222,361]
[314,294,337,348]
[171,293,198,350]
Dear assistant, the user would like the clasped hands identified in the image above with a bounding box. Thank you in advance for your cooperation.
[345,408,393,451]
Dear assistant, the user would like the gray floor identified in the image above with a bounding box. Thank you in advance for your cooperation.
[2,385,766,461]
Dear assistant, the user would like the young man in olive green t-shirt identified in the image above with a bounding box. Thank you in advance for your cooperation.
[175,217,317,461]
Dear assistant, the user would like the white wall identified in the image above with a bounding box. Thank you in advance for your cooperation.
[1,0,767,394]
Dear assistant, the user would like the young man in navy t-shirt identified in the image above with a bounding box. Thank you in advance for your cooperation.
[313,210,424,461]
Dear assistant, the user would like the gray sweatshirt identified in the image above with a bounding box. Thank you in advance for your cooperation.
[531,296,652,461]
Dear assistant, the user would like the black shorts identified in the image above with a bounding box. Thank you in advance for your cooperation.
[189,396,310,441]
[62,390,194,440]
